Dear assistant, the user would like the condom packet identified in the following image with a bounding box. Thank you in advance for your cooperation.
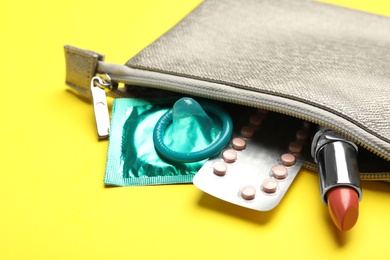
[193,109,311,211]
[104,97,223,186]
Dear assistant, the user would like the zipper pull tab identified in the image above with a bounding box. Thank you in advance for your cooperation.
[90,76,111,139]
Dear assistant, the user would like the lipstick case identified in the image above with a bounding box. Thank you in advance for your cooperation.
[311,129,362,205]
[63,0,390,181]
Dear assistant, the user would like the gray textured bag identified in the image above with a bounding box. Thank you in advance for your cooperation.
[64,0,390,180]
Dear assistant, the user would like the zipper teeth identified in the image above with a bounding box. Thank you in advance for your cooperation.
[360,173,390,181]
[302,161,390,181]
[302,161,318,172]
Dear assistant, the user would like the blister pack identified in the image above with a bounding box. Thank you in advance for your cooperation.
[193,109,311,211]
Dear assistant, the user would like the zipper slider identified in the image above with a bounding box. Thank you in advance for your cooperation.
[90,75,112,140]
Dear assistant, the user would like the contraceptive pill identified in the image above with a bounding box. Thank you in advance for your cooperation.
[240,125,255,138]
[249,114,262,127]
[296,129,310,142]
[271,165,287,180]
[232,137,246,150]
[262,179,278,193]
[289,141,303,154]
[223,149,237,163]
[281,153,296,166]
[213,161,228,176]
[240,186,256,200]
[193,109,311,211]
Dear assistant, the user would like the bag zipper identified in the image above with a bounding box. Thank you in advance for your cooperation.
[90,75,112,139]
[88,62,390,181]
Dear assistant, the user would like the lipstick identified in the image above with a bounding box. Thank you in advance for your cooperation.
[311,128,362,231]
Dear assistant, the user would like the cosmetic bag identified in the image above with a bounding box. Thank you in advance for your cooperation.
[64,0,390,181]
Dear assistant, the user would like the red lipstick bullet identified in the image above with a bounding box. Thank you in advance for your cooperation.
[312,128,362,232]
[327,186,359,231]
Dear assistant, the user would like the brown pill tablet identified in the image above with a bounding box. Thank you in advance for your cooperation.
[296,129,310,142]
[240,125,255,138]
[272,165,288,179]
[232,137,246,150]
[249,114,262,127]
[213,161,228,176]
[262,179,278,193]
[258,109,269,118]
[289,141,303,154]
[303,121,311,129]
[223,149,237,163]
[281,153,296,166]
[241,186,256,200]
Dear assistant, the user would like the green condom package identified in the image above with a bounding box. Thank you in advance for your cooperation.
[104,97,224,186]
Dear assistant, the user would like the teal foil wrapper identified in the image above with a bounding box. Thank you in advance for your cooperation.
[104,98,222,186]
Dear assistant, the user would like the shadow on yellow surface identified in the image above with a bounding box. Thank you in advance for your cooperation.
[197,192,277,225]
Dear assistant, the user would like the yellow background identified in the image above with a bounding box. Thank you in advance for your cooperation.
[1,0,390,259]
